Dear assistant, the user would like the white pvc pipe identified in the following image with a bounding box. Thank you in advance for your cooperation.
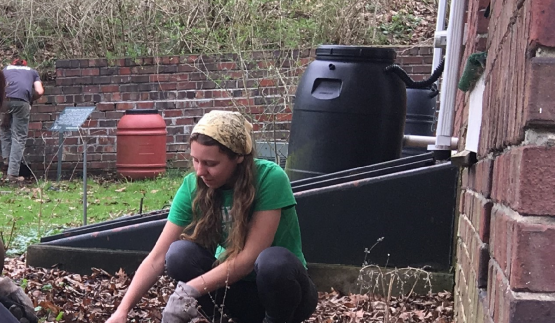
[434,0,466,148]
[432,0,448,72]
[404,135,459,149]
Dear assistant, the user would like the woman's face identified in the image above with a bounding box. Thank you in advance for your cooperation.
[191,141,244,189]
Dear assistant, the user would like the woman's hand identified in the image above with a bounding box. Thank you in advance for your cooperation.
[105,221,184,323]
[161,283,201,323]
[187,209,281,293]
[105,308,128,323]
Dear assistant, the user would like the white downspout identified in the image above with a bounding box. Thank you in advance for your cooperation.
[432,0,448,71]
[430,0,466,151]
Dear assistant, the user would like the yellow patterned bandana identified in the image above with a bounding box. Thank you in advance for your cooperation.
[191,110,253,155]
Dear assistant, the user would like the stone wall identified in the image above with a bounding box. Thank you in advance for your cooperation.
[23,46,434,177]
[454,1,555,323]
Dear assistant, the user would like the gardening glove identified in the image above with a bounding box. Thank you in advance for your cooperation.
[161,282,201,323]
[0,277,38,323]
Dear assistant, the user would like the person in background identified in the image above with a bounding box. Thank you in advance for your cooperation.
[105,110,318,323]
[0,59,43,183]
[0,69,6,177]
[0,69,5,103]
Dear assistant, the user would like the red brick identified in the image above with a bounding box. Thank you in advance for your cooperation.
[508,292,555,323]
[98,137,115,145]
[28,122,42,130]
[30,113,52,122]
[136,102,154,109]
[65,69,81,77]
[64,138,79,145]
[490,205,516,276]
[275,113,292,122]
[177,82,196,90]
[197,100,213,108]
[89,59,108,67]
[177,65,194,73]
[468,158,494,198]
[81,68,100,76]
[105,111,124,119]
[119,67,131,75]
[101,146,115,153]
[169,74,189,82]
[487,261,510,323]
[163,110,184,118]
[259,79,275,87]
[218,62,236,70]
[160,83,177,91]
[96,103,116,112]
[100,85,120,93]
[510,219,555,292]
[400,56,424,65]
[121,92,140,101]
[150,74,169,82]
[175,118,193,125]
[183,109,203,117]
[84,120,99,127]
[83,85,100,93]
[101,154,117,162]
[529,0,555,48]
[524,57,555,128]
[513,146,555,215]
[468,191,493,243]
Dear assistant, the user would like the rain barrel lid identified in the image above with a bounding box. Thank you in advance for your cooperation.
[125,109,159,115]
[315,45,396,62]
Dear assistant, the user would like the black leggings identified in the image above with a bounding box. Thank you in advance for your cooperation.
[165,240,318,323]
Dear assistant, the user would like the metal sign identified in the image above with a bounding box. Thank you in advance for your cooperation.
[50,106,95,131]
[48,106,96,226]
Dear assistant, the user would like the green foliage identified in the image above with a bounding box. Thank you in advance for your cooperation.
[0,0,434,69]
[0,174,186,255]
[5,227,63,256]
[380,10,422,43]
[20,278,28,290]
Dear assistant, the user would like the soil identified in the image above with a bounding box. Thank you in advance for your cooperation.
[3,256,454,323]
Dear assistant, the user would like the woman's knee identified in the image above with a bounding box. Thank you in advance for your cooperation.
[165,240,214,281]
[255,247,302,281]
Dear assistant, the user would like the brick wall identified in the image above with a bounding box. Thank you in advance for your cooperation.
[23,46,433,178]
[454,1,555,323]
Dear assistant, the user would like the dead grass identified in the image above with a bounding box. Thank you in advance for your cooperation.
[0,0,437,72]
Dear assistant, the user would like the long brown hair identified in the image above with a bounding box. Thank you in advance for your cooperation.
[181,133,256,262]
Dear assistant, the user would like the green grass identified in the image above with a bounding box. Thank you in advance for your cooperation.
[0,172,189,255]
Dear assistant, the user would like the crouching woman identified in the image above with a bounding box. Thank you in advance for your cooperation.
[105,110,317,323]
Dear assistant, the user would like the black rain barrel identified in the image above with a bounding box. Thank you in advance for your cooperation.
[285,45,407,181]
[402,88,437,157]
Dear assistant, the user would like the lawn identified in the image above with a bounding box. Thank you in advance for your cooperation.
[0,171,189,255]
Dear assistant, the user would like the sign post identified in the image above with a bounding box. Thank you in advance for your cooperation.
[50,106,96,226]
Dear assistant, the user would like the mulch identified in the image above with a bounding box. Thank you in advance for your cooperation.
[3,256,454,323]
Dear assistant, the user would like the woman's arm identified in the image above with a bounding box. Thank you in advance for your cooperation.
[186,209,281,294]
[107,221,183,322]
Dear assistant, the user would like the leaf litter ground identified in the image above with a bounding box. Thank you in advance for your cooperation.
[4,256,454,323]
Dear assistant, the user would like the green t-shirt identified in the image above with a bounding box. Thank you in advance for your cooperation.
[168,158,307,267]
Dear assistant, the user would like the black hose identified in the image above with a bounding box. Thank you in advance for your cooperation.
[385,58,445,89]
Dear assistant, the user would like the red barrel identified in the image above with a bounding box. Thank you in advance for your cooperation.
[116,109,167,180]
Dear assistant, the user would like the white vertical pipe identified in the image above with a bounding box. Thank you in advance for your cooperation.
[432,0,448,71]
[434,0,466,148]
